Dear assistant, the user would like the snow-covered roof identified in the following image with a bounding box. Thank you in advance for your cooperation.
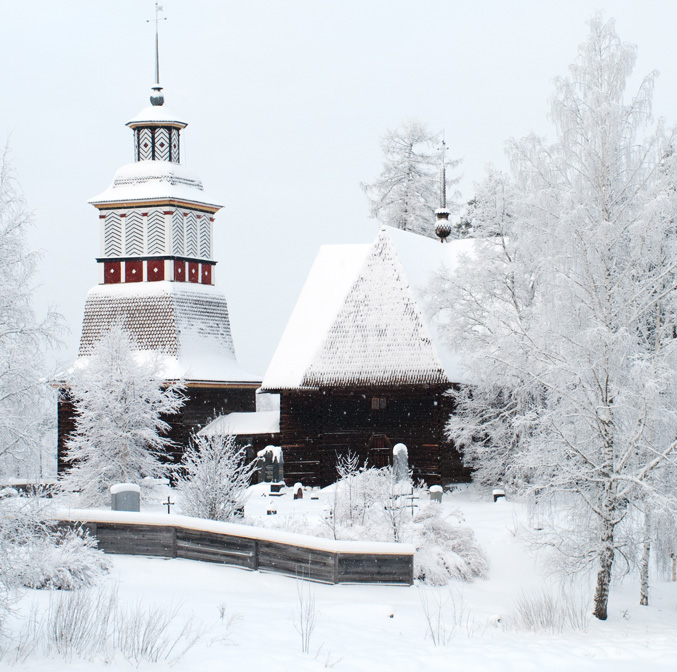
[199,410,280,437]
[262,227,474,391]
[89,160,222,210]
[78,281,261,385]
[126,104,187,128]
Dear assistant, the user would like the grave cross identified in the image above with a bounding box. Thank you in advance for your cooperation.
[163,496,175,514]
[406,487,419,516]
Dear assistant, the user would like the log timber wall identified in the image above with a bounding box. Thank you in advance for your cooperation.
[56,511,414,585]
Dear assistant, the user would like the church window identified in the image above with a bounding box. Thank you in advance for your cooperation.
[371,397,387,410]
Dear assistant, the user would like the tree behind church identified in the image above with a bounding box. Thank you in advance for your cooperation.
[61,325,184,506]
[362,120,461,238]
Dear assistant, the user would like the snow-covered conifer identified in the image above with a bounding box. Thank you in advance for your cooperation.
[362,120,461,238]
[61,325,184,506]
[176,433,255,522]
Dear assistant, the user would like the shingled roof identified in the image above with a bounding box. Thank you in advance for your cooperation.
[79,281,260,384]
[262,227,472,392]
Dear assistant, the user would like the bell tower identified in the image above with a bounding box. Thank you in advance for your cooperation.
[57,7,260,472]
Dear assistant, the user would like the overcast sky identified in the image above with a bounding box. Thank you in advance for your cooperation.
[2,1,677,377]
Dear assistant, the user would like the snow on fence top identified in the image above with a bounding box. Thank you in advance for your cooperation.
[55,508,415,556]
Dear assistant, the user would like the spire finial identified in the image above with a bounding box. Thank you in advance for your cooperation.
[439,132,447,209]
[147,2,167,106]
[434,131,452,242]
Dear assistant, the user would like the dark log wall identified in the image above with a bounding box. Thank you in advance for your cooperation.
[57,385,257,475]
[59,519,413,585]
[279,385,470,487]
[57,392,77,474]
[164,386,257,464]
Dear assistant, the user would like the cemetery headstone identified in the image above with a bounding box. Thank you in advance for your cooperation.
[110,483,140,512]
[393,443,408,482]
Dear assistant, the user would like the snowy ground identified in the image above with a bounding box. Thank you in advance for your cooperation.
[5,485,677,670]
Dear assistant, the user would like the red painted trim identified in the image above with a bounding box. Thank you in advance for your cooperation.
[188,261,199,283]
[174,259,186,282]
[125,259,143,283]
[201,263,212,285]
[147,260,165,282]
[104,261,121,284]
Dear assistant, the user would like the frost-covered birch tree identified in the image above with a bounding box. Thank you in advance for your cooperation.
[433,16,677,620]
[61,326,184,506]
[362,120,462,238]
[0,148,61,480]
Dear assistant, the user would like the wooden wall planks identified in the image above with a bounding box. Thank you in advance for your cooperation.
[57,518,413,585]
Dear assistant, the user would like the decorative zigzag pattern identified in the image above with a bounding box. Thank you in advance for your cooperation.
[170,128,180,163]
[199,216,211,259]
[124,211,144,256]
[147,210,165,255]
[104,212,122,257]
[185,212,198,257]
[172,211,185,255]
[155,128,170,161]
[138,128,153,161]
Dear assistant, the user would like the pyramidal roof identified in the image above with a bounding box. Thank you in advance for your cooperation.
[78,282,260,385]
[262,227,472,392]
[303,230,447,387]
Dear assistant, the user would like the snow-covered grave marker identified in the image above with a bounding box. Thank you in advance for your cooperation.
[405,487,419,516]
[392,443,408,482]
[293,482,303,500]
[429,484,443,503]
[257,445,284,483]
[163,496,175,514]
[110,483,140,512]
[493,488,506,503]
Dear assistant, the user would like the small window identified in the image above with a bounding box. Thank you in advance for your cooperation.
[371,396,387,410]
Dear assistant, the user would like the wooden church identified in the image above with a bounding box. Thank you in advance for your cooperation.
[260,223,474,487]
[57,72,260,472]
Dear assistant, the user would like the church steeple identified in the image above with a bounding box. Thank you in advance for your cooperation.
[88,7,222,287]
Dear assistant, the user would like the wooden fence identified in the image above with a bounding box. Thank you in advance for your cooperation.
[56,512,414,585]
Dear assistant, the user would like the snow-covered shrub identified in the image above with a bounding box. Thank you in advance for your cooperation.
[14,527,110,590]
[176,433,256,522]
[412,505,488,585]
[44,585,200,664]
[0,496,109,594]
[505,588,590,633]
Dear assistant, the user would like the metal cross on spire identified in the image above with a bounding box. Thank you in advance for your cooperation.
[439,133,447,210]
[147,2,166,85]
[147,2,167,105]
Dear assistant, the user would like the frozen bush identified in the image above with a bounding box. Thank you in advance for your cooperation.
[413,505,488,585]
[506,588,590,633]
[15,527,110,590]
[0,496,109,594]
[177,433,256,522]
